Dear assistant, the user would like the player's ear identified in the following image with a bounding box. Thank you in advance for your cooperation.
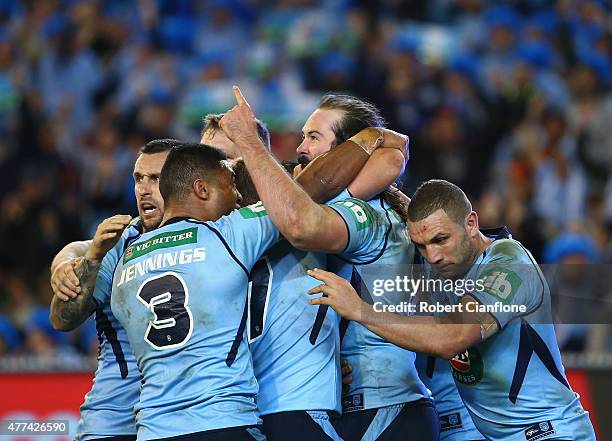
[193,179,210,201]
[466,211,479,237]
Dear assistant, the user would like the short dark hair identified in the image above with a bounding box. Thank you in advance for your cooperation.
[160,142,228,203]
[318,94,385,146]
[232,158,259,207]
[201,113,271,150]
[139,138,181,155]
[407,180,472,225]
[232,159,296,207]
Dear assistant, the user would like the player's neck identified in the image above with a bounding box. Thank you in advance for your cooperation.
[161,201,214,225]
[475,232,493,258]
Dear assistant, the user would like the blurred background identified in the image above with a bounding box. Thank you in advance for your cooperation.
[0,0,611,435]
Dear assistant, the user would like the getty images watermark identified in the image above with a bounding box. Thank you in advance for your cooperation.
[350,263,612,324]
[369,270,528,315]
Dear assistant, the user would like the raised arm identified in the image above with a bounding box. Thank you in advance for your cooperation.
[296,128,408,203]
[348,148,406,201]
[50,215,131,331]
[220,86,404,252]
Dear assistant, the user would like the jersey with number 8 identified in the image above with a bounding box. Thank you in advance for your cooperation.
[328,195,432,412]
[111,208,279,441]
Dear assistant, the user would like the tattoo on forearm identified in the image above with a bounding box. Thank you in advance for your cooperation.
[52,257,99,329]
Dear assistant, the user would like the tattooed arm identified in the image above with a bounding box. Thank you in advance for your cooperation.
[49,215,131,331]
[50,257,100,331]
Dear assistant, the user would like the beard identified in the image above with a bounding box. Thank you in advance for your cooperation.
[141,215,162,233]
[297,155,311,167]
[448,235,480,279]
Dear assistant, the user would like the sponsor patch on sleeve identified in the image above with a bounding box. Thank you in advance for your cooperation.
[239,201,268,218]
[332,198,373,231]
[478,267,523,305]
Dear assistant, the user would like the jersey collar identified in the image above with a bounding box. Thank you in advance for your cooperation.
[481,226,512,241]
[474,226,512,265]
[161,216,194,227]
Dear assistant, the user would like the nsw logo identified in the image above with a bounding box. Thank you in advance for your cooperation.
[524,420,554,441]
[440,412,462,432]
[342,393,364,413]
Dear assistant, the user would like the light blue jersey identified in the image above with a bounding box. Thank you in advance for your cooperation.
[249,191,351,417]
[329,195,432,412]
[111,206,279,440]
[445,227,596,441]
[415,353,483,440]
[76,219,142,441]
[249,242,342,415]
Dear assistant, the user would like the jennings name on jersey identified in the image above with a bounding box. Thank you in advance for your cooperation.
[110,206,279,441]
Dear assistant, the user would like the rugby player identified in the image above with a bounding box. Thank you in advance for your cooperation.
[108,142,270,441]
[108,135,399,440]
[290,89,497,439]
[199,110,411,441]
[48,114,273,440]
[200,110,410,441]
[49,139,175,441]
[220,86,439,440]
[231,134,408,440]
[308,179,597,441]
[54,111,402,440]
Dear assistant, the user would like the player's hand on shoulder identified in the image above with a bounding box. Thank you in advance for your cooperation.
[51,258,81,301]
[85,214,132,263]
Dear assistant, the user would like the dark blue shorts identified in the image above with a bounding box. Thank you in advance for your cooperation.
[262,410,342,441]
[88,437,136,441]
[332,398,440,441]
[150,425,265,441]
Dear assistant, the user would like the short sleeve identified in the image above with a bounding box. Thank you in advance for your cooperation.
[212,202,280,270]
[469,246,544,328]
[328,197,390,264]
[326,188,352,205]
[92,250,116,307]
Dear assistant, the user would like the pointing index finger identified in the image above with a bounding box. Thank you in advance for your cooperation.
[232,85,250,108]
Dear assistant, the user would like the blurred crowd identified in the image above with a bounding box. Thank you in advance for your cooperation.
[0,0,611,360]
